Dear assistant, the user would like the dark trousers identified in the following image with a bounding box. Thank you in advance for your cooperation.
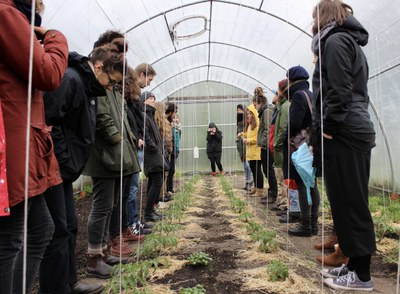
[166,153,176,193]
[260,148,278,195]
[87,177,121,255]
[249,160,263,189]
[145,172,163,213]
[208,152,223,173]
[40,182,78,294]
[109,175,131,239]
[0,194,54,294]
[295,179,320,226]
[324,138,376,257]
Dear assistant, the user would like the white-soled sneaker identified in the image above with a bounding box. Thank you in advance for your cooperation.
[324,271,373,291]
[321,264,349,278]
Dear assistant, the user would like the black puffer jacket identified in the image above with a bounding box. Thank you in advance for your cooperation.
[206,122,223,156]
[312,15,375,170]
[44,52,106,182]
[143,105,165,176]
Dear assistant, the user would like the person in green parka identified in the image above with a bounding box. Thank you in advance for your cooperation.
[273,79,290,211]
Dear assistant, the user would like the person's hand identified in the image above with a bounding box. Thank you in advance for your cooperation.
[212,127,216,132]
[138,138,144,148]
[208,128,211,132]
[243,138,247,144]
[34,26,47,40]
[323,133,333,139]
[237,132,242,138]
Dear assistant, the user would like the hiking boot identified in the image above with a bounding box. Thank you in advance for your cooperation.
[211,172,217,176]
[122,228,145,243]
[87,255,112,279]
[248,188,257,195]
[103,251,130,266]
[279,212,301,223]
[220,170,225,175]
[71,281,104,294]
[243,182,252,191]
[267,190,277,204]
[314,233,337,251]
[316,244,349,266]
[144,211,162,222]
[324,271,373,291]
[109,236,133,257]
[288,223,312,237]
[251,188,264,197]
[321,264,349,278]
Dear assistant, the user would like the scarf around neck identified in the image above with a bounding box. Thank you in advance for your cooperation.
[311,21,336,54]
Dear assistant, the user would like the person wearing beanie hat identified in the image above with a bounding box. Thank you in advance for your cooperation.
[286,65,310,82]
[140,91,155,103]
[236,104,252,190]
[283,66,320,238]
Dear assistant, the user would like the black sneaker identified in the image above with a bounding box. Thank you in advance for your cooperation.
[279,212,301,223]
[138,221,154,229]
[144,212,162,222]
[130,222,151,235]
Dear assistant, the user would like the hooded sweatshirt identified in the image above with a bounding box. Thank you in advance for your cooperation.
[312,15,375,158]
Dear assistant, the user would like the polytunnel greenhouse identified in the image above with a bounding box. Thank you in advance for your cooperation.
[0,0,399,293]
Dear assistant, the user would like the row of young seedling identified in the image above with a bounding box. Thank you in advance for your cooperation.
[105,176,200,294]
[219,176,289,282]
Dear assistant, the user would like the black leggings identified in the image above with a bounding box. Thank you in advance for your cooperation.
[208,152,223,172]
[249,160,263,189]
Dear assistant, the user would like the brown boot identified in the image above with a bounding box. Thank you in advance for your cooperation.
[251,188,264,197]
[122,228,145,243]
[248,188,256,195]
[87,254,112,279]
[314,232,338,251]
[109,236,133,257]
[316,244,349,266]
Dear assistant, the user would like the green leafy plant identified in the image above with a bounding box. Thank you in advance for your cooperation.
[251,230,278,253]
[267,260,288,282]
[105,259,160,293]
[230,197,246,213]
[383,245,399,265]
[188,252,212,267]
[139,235,178,258]
[152,222,182,235]
[246,221,264,235]
[239,211,254,223]
[181,284,206,294]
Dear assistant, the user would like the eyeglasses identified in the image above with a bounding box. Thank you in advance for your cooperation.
[105,71,118,86]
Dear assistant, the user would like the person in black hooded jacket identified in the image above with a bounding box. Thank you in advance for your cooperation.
[283,66,320,238]
[206,122,224,175]
[41,46,124,294]
[311,0,376,291]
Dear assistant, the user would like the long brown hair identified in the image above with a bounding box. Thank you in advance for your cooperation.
[120,66,140,102]
[154,102,169,138]
[312,0,353,36]
[245,109,257,131]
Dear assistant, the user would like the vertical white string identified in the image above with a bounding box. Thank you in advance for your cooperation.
[22,2,37,293]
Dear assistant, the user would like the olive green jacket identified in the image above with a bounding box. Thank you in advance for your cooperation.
[273,96,290,168]
[83,89,140,177]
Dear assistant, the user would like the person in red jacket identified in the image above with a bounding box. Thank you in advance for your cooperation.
[0,0,68,293]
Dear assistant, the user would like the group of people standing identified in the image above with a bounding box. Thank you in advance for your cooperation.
[234,0,377,291]
[0,0,377,293]
[0,1,181,293]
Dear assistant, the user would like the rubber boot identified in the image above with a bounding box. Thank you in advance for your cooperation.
[288,215,312,237]
[314,232,337,251]
[87,254,112,279]
[316,244,349,266]
[244,182,252,191]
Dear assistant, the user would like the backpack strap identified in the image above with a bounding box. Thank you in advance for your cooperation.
[301,90,313,113]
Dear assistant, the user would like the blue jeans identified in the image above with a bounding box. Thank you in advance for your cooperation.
[0,194,54,294]
[127,149,143,226]
[243,160,252,184]
[127,172,139,226]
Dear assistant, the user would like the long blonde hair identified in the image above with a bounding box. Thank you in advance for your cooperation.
[154,102,169,138]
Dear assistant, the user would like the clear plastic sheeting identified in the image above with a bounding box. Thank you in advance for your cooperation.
[43,0,400,191]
